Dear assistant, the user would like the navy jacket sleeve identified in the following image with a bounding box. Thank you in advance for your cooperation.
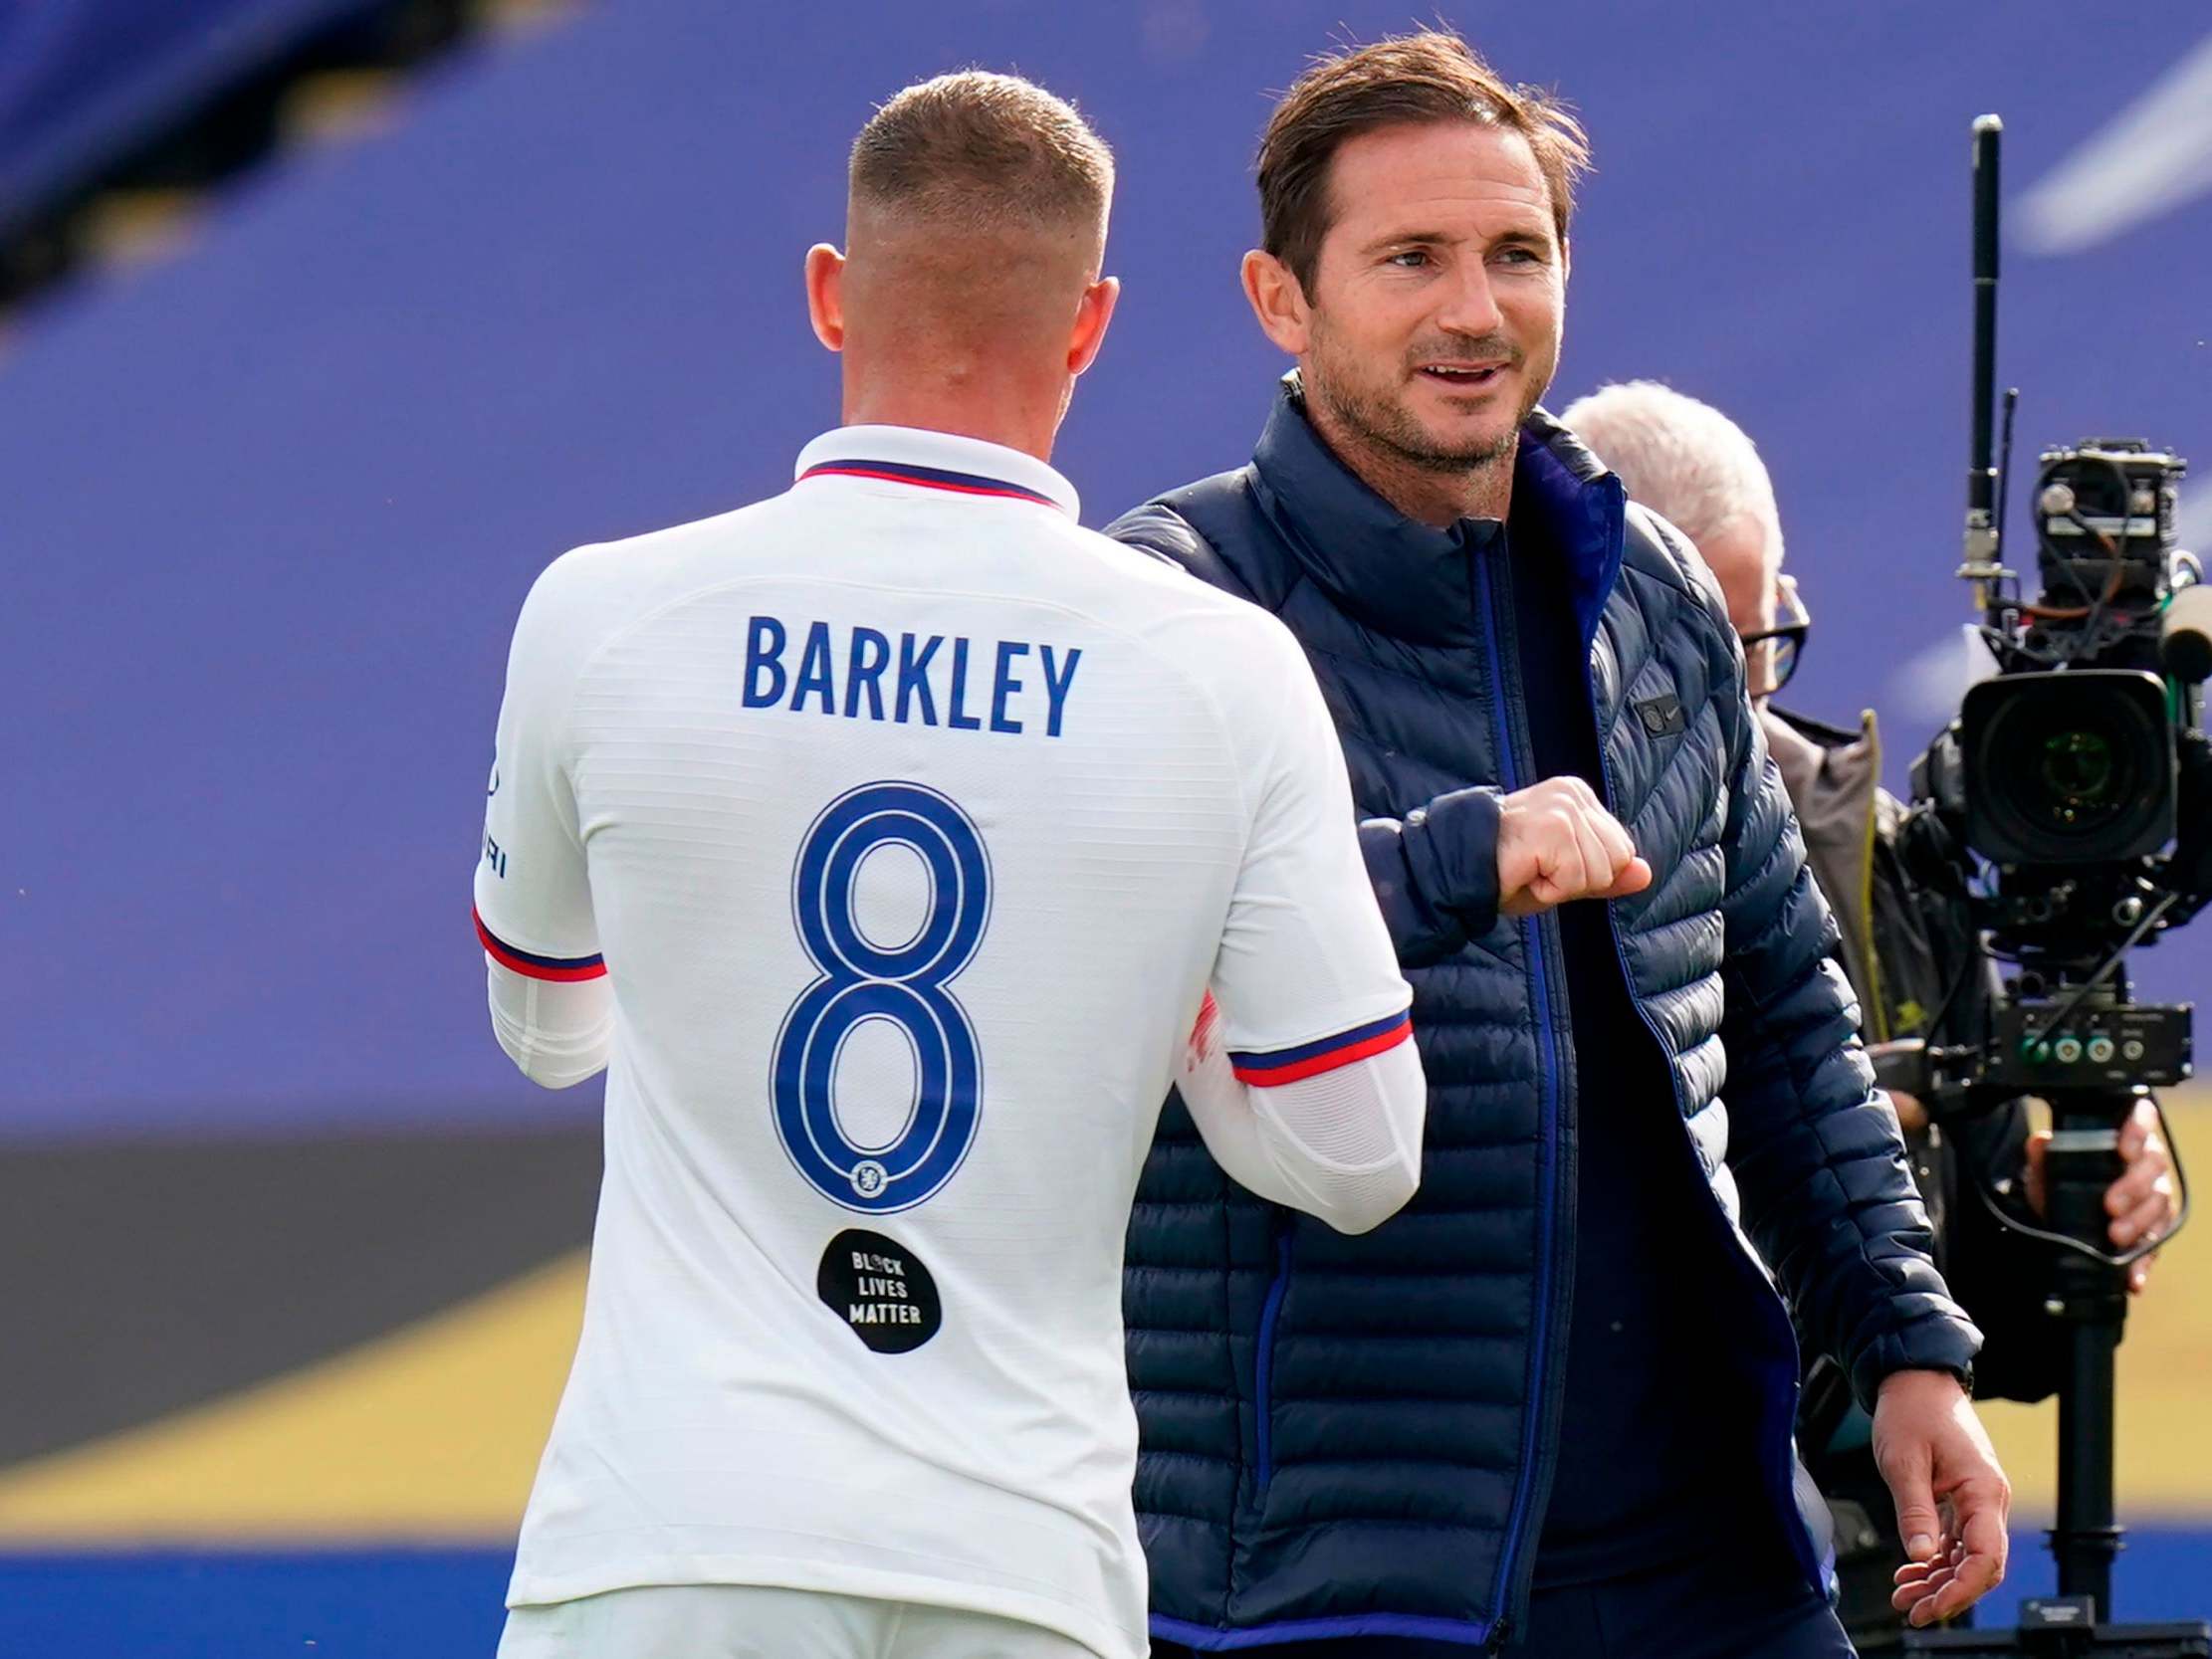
[1856,823,2059,1401]
[1664,525,1983,1410]
[1359,789,1505,967]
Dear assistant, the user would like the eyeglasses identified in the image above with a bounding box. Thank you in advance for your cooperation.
[1738,573,1810,698]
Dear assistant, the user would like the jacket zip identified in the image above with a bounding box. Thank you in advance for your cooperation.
[1581,540,1824,1597]
[1469,546,1568,1640]
[1252,1228,1295,1493]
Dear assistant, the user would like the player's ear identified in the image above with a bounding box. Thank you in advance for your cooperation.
[1067,275,1119,378]
[1241,249,1310,358]
[805,244,846,351]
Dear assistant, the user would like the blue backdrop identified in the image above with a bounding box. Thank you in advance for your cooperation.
[0,0,383,237]
[8,1538,2210,1659]
[5,0,2209,1140]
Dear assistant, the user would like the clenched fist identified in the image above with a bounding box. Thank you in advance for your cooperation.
[1496,777,1652,918]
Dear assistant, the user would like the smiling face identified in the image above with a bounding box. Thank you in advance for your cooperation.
[1247,119,1567,521]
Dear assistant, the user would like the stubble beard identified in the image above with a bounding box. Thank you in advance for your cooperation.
[1307,328,1539,481]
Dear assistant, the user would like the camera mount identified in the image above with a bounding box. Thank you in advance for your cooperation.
[1902,114,2207,1659]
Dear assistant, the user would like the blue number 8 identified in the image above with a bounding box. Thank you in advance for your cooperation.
[772,782,991,1212]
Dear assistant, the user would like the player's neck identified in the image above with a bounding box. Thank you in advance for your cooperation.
[841,364,1065,467]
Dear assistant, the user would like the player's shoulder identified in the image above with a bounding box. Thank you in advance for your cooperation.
[513,499,783,639]
[1036,519,1313,729]
[537,499,774,590]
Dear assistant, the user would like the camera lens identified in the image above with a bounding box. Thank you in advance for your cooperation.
[1992,696,2142,841]
[2036,726,2125,825]
[1961,670,2176,864]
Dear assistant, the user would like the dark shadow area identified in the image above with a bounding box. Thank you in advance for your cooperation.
[0,1125,599,1466]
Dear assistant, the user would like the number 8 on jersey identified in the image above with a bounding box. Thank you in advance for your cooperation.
[773,781,991,1212]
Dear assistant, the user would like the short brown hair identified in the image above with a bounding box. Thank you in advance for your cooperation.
[850,70,1114,235]
[1257,31,1590,295]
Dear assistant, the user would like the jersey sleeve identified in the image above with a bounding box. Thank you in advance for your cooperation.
[1176,992,1424,1233]
[1209,619,1414,1082]
[472,564,604,982]
[486,957,613,1088]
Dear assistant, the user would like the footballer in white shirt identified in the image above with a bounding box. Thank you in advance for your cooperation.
[481,72,1426,1659]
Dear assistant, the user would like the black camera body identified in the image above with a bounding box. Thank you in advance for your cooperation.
[1896,119,2208,1655]
[1914,439,2202,961]
[1903,429,2205,1655]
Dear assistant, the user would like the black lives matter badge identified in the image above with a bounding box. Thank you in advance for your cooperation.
[818,1229,943,1353]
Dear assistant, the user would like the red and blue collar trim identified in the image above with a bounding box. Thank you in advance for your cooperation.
[798,458,1061,510]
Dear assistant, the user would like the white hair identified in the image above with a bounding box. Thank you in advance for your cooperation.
[1560,380,1784,581]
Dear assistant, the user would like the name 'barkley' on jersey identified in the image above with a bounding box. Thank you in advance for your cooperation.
[744,614,1082,737]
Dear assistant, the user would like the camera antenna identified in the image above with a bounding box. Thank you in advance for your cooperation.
[1996,385,2019,585]
[1962,114,2008,614]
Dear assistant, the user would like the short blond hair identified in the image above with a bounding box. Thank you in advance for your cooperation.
[850,71,1113,235]
[1563,380,1785,583]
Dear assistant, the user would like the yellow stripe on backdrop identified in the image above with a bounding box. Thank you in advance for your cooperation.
[0,1253,587,1541]
[0,1102,2204,1541]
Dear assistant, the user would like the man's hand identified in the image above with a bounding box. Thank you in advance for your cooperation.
[1885,1089,1931,1135]
[2022,1100,2174,1293]
[1496,778,1652,918]
[1875,1369,2011,1628]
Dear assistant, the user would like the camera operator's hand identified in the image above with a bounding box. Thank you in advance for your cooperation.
[1876,1369,2010,1628]
[1865,1039,1931,1134]
[1497,777,1652,918]
[1884,1090,1930,1135]
[2022,1099,2174,1293]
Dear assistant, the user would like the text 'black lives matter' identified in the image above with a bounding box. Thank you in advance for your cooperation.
[817,1229,943,1353]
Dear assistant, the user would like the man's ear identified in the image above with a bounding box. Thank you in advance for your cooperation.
[1068,275,1121,377]
[1241,249,1312,358]
[804,244,846,351]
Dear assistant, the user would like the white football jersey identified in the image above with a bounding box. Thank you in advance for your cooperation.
[475,426,1413,1659]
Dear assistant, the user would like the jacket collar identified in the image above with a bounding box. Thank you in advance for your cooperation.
[795,424,1079,519]
[1247,375,1627,648]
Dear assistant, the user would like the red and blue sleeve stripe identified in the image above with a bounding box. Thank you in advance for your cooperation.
[1228,1009,1413,1087]
[474,908,606,982]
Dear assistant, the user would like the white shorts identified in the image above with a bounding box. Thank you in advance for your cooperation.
[496,1583,1109,1659]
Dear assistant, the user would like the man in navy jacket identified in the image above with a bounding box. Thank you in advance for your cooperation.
[1114,32,2009,1658]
